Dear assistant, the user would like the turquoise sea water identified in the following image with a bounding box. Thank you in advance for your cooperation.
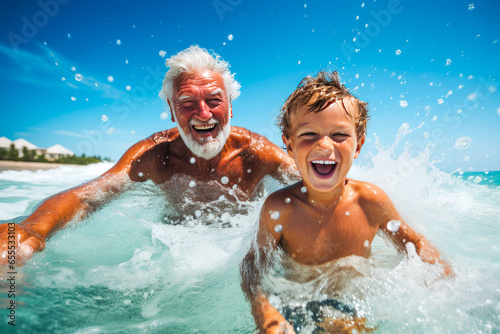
[0,159,499,333]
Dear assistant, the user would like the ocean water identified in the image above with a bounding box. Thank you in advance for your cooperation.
[0,145,499,333]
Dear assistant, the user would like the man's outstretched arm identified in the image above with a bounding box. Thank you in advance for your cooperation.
[0,137,159,265]
[249,132,299,185]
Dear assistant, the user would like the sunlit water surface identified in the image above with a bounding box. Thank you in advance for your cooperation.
[0,142,499,333]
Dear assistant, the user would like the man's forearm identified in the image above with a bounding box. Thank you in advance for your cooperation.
[21,191,86,239]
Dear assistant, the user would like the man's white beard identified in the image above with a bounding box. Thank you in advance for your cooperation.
[173,112,231,160]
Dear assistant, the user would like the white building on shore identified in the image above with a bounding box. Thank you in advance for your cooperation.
[0,136,74,161]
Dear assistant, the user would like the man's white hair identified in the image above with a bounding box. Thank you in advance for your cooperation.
[159,45,241,103]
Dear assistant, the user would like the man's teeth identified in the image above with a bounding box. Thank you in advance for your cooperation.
[193,124,216,130]
[312,160,336,165]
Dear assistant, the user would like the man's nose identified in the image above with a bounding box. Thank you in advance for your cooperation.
[194,101,213,121]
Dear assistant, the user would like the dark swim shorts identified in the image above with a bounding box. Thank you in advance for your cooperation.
[281,299,357,333]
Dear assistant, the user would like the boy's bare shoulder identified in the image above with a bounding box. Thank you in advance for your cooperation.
[261,182,302,222]
[347,179,391,204]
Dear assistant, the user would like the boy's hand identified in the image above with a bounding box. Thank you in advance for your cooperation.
[263,313,295,334]
[0,223,45,266]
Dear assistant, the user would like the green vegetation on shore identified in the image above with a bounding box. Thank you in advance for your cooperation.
[0,144,111,165]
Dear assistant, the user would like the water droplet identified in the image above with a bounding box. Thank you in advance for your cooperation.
[75,73,83,81]
[221,176,229,184]
[247,169,252,173]
[190,157,196,164]
[454,137,472,150]
[138,172,144,177]
[71,66,76,71]
[67,33,71,39]
[116,39,121,45]
[445,58,452,66]
[301,186,307,193]
[160,112,168,120]
[399,100,408,107]
[61,77,66,81]
[131,130,136,135]
[274,224,283,233]
[270,211,280,220]
[227,34,233,41]
[345,211,350,216]
[107,76,114,82]
[285,197,291,204]
[189,181,196,188]
[102,115,109,122]
[468,3,475,11]
[387,220,401,232]
[438,99,444,104]
[126,85,131,91]
[70,96,77,101]
[195,210,201,218]
[395,49,402,55]
[159,50,166,58]
[364,240,369,247]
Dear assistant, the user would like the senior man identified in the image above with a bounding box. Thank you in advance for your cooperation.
[0,45,298,265]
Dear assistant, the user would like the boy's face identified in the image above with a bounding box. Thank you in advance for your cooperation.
[283,101,364,193]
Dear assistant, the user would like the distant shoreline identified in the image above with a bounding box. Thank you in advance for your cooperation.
[0,161,82,172]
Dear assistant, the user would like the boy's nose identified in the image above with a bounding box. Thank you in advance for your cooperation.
[317,136,334,150]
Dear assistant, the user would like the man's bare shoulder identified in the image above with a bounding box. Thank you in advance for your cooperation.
[226,126,252,150]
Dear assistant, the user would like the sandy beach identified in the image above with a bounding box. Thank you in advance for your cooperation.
[0,161,82,172]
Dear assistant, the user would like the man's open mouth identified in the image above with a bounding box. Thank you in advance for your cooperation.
[192,123,217,133]
[311,160,337,177]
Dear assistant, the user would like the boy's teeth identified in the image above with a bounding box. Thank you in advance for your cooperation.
[312,160,336,165]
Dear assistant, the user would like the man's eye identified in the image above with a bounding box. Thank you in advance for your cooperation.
[181,101,195,106]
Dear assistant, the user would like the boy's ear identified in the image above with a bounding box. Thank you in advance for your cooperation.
[354,136,365,159]
[282,135,293,156]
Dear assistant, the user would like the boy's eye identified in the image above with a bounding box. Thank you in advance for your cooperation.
[331,133,349,141]
[299,132,316,137]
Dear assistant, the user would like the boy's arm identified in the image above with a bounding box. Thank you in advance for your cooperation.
[241,197,296,334]
[0,137,158,265]
[362,183,453,276]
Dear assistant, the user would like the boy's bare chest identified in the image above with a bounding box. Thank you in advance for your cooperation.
[280,207,378,265]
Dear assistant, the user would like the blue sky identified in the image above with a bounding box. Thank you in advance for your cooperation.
[1,0,498,172]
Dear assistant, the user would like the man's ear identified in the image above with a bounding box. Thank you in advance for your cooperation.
[229,101,233,118]
[282,135,293,156]
[167,99,176,123]
[354,136,365,159]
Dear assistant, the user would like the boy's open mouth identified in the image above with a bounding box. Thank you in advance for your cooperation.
[311,160,337,177]
[192,123,217,133]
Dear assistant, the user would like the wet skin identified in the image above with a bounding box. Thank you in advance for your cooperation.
[0,70,298,265]
[241,102,453,334]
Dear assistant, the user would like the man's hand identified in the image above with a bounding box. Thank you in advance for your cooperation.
[0,223,45,267]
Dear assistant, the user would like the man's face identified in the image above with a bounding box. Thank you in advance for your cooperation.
[168,70,232,159]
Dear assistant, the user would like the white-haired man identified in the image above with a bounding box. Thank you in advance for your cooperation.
[0,46,298,265]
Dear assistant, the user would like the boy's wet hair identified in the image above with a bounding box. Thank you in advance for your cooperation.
[278,71,369,140]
